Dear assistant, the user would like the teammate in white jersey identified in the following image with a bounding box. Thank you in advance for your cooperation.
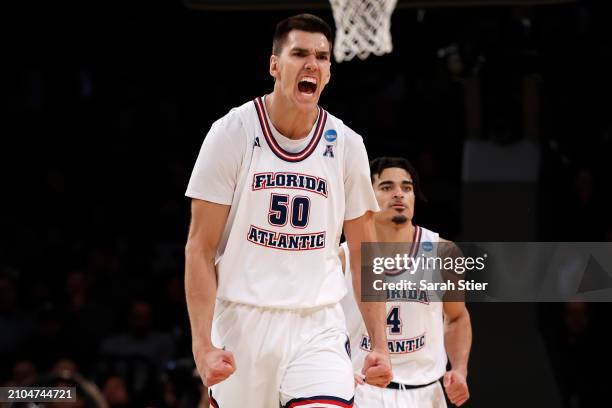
[184,14,392,408]
[340,157,472,407]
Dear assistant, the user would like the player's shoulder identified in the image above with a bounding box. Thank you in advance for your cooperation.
[328,116,366,159]
[323,111,363,143]
[212,99,253,128]
[432,234,463,258]
[207,99,259,143]
[414,225,439,239]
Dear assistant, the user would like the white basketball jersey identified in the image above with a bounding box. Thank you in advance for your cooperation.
[186,96,379,309]
[340,226,447,385]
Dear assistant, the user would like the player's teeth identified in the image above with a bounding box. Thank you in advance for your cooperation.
[302,77,317,84]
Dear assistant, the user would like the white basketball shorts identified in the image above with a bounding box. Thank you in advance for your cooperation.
[208,300,355,408]
[354,381,446,408]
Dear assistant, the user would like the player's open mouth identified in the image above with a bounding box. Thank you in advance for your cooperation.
[298,77,317,95]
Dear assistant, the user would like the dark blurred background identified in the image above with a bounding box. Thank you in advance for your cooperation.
[2,0,612,407]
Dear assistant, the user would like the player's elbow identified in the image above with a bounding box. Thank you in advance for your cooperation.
[185,238,214,263]
[445,306,471,327]
[184,239,197,259]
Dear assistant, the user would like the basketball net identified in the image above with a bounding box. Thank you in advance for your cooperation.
[329,0,398,62]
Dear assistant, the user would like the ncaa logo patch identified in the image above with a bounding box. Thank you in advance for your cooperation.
[422,241,433,252]
[324,129,337,144]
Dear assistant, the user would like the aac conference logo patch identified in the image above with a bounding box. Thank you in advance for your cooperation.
[324,129,337,144]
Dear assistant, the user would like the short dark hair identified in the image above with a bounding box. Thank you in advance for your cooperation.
[370,156,427,202]
[272,14,333,56]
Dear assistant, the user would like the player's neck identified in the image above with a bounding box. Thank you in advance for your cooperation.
[376,222,415,243]
[266,91,319,140]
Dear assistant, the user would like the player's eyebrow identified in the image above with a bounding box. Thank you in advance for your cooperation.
[378,180,413,188]
[291,47,330,58]
[377,180,394,187]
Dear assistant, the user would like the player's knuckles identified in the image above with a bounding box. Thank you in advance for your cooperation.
[448,383,461,392]
[365,366,386,376]
[451,394,466,404]
[364,375,381,384]
[365,376,388,387]
[366,380,386,388]
[217,366,233,376]
[206,371,231,386]
[362,360,375,370]
[209,367,231,380]
[204,374,218,386]
[221,351,235,361]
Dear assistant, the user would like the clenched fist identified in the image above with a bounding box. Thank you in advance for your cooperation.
[443,370,469,406]
[362,350,393,388]
[194,345,236,387]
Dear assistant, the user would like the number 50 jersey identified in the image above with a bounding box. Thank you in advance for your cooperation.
[186,96,379,309]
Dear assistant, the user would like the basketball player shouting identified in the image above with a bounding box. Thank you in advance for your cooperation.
[185,14,392,408]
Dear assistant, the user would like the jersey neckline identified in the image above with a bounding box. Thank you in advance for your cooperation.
[384,225,422,276]
[253,96,327,163]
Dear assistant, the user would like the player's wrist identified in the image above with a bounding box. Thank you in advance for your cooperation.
[451,366,468,378]
[370,346,390,355]
[193,340,216,355]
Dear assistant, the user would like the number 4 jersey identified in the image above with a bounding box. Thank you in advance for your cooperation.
[186,96,379,309]
[339,226,447,385]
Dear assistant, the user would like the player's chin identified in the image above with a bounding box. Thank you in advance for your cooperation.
[294,95,319,109]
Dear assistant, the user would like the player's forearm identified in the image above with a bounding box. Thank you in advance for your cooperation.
[358,300,388,352]
[346,212,388,352]
[350,250,388,352]
[444,308,472,377]
[185,245,218,351]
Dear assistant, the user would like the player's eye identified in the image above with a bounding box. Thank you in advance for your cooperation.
[381,186,391,191]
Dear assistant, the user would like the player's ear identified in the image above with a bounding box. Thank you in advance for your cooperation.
[269,54,279,81]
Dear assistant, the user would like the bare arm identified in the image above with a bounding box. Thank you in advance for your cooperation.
[185,199,235,385]
[344,212,386,351]
[443,301,472,377]
[344,212,392,387]
[440,239,472,406]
